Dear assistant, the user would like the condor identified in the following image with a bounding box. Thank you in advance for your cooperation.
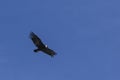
[30,32,56,57]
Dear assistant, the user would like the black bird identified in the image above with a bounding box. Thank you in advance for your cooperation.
[29,32,56,57]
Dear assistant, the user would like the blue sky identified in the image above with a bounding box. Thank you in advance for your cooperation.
[0,0,120,80]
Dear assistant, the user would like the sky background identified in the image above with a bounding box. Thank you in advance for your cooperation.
[0,0,120,80]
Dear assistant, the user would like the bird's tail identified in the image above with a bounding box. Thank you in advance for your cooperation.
[34,49,40,52]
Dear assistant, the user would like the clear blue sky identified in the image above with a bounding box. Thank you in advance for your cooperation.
[0,0,120,80]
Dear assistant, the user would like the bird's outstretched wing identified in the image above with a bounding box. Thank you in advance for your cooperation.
[42,48,56,57]
[30,32,45,47]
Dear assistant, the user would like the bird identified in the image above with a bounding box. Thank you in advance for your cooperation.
[29,32,56,57]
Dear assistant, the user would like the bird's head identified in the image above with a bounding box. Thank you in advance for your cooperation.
[45,45,48,48]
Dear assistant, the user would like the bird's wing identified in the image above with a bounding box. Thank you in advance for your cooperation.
[30,32,45,47]
[42,48,56,57]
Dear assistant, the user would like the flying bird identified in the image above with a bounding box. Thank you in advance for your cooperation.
[29,32,56,57]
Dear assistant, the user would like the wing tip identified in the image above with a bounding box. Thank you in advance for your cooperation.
[51,52,57,57]
[29,31,35,38]
[30,31,34,35]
